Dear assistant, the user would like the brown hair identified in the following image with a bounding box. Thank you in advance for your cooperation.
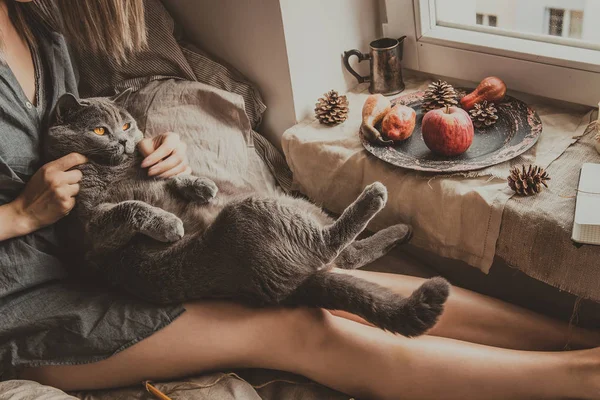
[9,0,147,62]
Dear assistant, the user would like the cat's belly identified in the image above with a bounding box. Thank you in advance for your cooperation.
[139,192,238,237]
[174,202,222,236]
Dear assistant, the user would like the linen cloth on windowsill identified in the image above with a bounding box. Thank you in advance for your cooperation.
[282,75,598,298]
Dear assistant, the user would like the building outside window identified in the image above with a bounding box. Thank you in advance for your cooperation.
[545,7,585,39]
[388,0,600,107]
[569,10,584,39]
[474,13,497,27]
[434,0,595,43]
[547,8,565,36]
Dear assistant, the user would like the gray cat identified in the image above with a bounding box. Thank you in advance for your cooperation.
[45,92,450,337]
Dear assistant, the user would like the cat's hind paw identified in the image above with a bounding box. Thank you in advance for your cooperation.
[394,277,449,337]
[388,223,413,246]
[358,182,388,213]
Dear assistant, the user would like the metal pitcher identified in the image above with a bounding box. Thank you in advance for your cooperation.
[343,36,407,96]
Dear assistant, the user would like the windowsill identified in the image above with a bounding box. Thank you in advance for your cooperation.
[404,70,592,112]
[421,25,600,74]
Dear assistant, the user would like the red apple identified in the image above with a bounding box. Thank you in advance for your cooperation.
[382,104,416,141]
[422,105,474,156]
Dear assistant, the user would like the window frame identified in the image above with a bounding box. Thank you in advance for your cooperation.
[382,0,600,107]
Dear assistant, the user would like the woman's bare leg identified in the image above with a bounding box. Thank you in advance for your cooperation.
[20,301,600,400]
[334,268,600,350]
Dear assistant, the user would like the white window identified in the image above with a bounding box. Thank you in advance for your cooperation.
[382,0,600,106]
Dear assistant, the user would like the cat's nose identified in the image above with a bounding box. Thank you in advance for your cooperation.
[120,139,135,154]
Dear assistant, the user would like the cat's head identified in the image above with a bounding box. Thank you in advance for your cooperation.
[46,90,144,165]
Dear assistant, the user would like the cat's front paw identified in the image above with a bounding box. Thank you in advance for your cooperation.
[190,177,218,203]
[170,176,218,203]
[140,209,185,243]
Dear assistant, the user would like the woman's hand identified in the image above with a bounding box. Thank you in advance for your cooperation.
[2,153,87,239]
[138,132,191,178]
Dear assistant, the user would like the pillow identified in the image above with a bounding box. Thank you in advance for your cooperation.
[179,41,266,130]
[74,0,266,129]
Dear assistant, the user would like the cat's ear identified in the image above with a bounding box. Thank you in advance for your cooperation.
[112,88,133,105]
[52,93,84,124]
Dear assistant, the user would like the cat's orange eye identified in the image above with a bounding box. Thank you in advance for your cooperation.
[93,127,106,136]
[122,123,131,130]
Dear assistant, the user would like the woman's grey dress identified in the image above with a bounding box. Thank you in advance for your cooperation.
[0,31,184,380]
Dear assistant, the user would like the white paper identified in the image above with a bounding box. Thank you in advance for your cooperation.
[573,163,600,244]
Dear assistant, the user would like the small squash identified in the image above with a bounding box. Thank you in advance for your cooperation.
[361,94,394,145]
[460,77,507,110]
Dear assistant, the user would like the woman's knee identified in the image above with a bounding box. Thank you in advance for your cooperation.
[180,302,334,359]
[278,307,335,355]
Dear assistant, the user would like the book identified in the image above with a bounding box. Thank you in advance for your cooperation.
[572,163,600,245]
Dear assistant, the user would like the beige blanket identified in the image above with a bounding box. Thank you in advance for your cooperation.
[282,75,595,271]
[497,130,600,301]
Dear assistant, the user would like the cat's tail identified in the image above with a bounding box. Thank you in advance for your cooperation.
[285,271,449,337]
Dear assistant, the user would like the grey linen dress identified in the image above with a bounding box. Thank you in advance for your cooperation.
[0,30,184,380]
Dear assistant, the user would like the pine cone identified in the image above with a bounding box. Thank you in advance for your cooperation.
[507,164,551,196]
[315,90,349,125]
[469,101,499,128]
[421,80,458,113]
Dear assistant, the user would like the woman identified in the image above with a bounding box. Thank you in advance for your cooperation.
[1,1,600,399]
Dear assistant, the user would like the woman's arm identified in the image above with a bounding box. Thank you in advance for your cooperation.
[0,153,87,241]
[0,201,35,241]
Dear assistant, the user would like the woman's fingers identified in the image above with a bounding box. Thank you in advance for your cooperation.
[51,153,88,171]
[66,184,81,198]
[140,133,180,168]
[147,149,184,177]
[55,184,80,200]
[138,133,189,179]
[157,161,187,179]
[137,138,156,158]
[62,169,84,185]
